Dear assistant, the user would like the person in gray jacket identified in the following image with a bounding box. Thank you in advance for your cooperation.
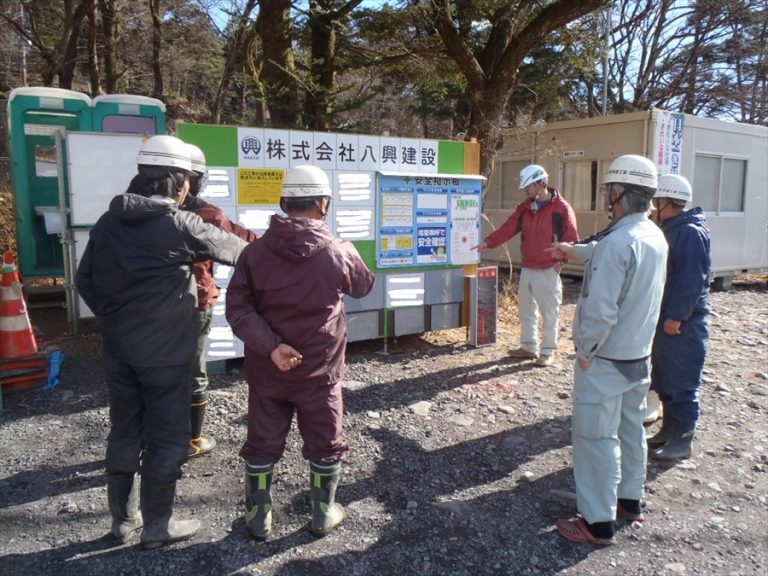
[547,155,668,545]
[76,135,248,549]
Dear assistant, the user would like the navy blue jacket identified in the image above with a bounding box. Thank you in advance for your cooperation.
[659,207,711,321]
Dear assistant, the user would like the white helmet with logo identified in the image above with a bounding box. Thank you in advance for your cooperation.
[281,165,332,198]
[603,155,658,190]
[655,174,692,203]
[519,164,548,189]
[137,135,192,172]
[186,143,206,174]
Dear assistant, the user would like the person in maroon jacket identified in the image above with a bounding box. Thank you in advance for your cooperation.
[474,164,578,366]
[183,144,258,459]
[226,164,374,540]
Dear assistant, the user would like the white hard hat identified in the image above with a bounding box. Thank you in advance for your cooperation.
[186,143,206,174]
[281,165,332,198]
[137,135,192,171]
[655,174,692,203]
[519,164,548,189]
[602,155,658,189]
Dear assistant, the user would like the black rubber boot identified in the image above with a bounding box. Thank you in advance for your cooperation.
[245,462,274,540]
[309,460,345,537]
[140,480,200,549]
[650,428,694,461]
[188,400,216,459]
[646,415,674,449]
[107,473,143,544]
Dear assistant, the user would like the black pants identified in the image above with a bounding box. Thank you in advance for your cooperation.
[104,354,191,484]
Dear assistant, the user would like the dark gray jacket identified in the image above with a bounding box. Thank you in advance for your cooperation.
[76,193,247,366]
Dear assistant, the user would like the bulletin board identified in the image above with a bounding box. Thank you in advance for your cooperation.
[66,132,145,226]
[376,172,483,268]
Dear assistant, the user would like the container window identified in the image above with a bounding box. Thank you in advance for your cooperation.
[721,158,746,212]
[500,160,527,209]
[694,155,719,212]
[694,154,746,213]
[562,160,596,211]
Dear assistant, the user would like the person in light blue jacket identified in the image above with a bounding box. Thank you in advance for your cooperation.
[548,155,668,546]
[647,174,711,461]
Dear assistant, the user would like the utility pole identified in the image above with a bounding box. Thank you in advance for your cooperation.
[601,3,611,115]
[20,3,28,86]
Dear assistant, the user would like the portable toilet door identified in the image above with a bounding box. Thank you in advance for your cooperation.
[91,94,165,135]
[7,87,93,278]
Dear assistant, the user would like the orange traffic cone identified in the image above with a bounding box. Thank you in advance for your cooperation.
[0,251,38,360]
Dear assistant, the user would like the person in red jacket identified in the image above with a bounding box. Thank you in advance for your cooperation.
[226,164,374,540]
[474,165,578,366]
[183,144,259,458]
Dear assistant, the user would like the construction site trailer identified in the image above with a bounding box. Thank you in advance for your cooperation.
[483,110,768,282]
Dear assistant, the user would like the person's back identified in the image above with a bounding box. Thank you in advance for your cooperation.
[75,135,248,550]
[226,164,374,541]
[229,214,370,387]
[83,193,243,365]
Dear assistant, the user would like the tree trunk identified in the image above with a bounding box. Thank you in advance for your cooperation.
[87,0,101,95]
[258,0,301,127]
[148,0,164,99]
[98,0,118,93]
[210,0,259,124]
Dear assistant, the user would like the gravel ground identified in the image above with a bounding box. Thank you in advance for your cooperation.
[1,276,767,576]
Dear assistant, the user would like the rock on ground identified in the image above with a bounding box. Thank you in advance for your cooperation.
[0,277,766,576]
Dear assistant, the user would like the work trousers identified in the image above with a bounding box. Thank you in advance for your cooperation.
[651,313,709,432]
[241,380,348,464]
[104,353,191,484]
[517,267,562,355]
[572,357,649,524]
[191,307,213,401]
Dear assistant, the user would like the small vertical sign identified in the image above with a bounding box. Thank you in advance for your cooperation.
[468,266,498,347]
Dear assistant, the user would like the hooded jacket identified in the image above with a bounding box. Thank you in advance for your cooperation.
[484,188,578,268]
[76,193,247,366]
[226,214,375,388]
[659,207,711,321]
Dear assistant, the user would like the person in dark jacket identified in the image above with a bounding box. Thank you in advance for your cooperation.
[183,144,258,459]
[226,164,375,540]
[75,135,248,549]
[648,174,711,461]
[474,164,578,366]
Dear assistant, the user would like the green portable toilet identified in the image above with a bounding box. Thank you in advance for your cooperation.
[7,87,93,278]
[91,94,165,135]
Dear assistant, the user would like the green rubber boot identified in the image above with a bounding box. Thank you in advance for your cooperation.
[245,462,274,540]
[309,460,345,537]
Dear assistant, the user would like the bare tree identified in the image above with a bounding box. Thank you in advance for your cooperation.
[0,0,94,88]
[209,0,258,123]
[422,0,609,177]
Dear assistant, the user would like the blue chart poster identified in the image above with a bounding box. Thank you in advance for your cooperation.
[376,172,484,268]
